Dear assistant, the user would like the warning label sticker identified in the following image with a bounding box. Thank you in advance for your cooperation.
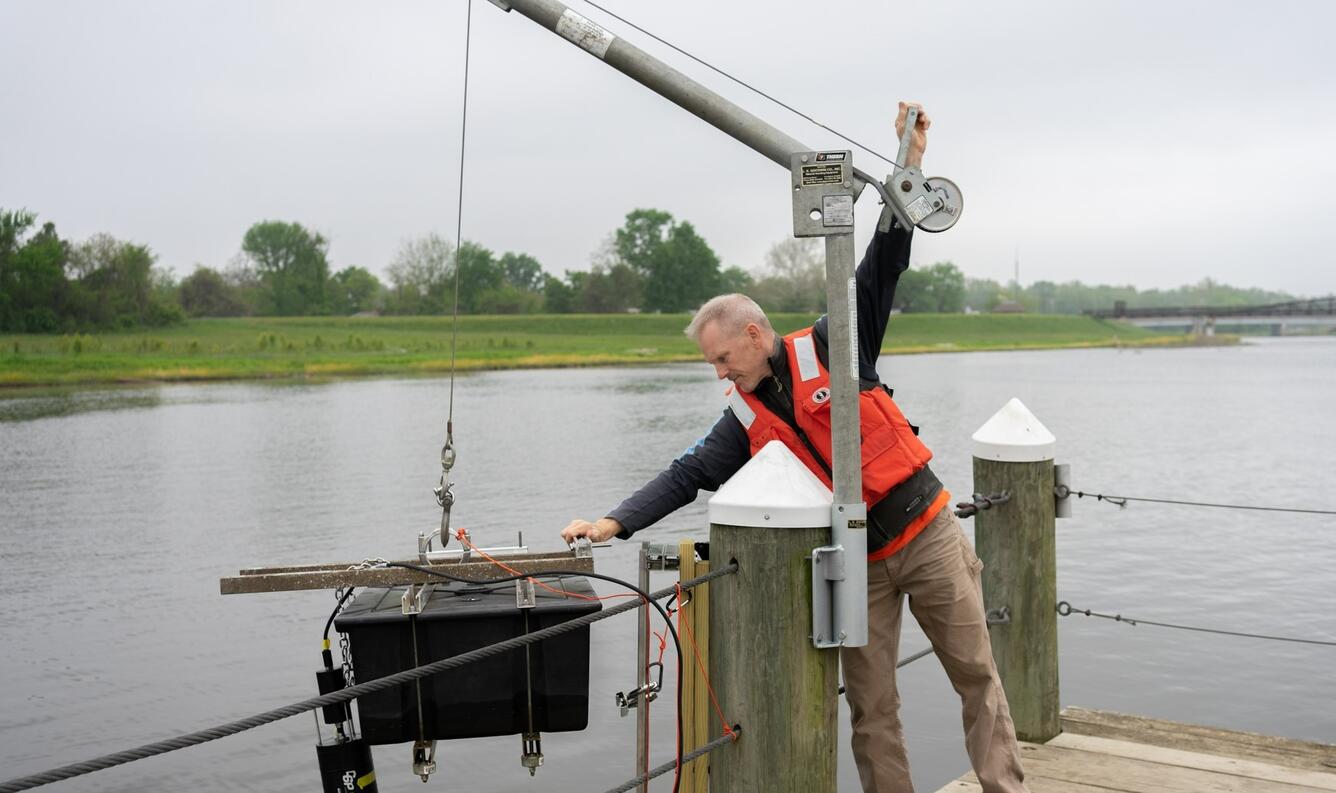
[822,194,854,227]
[905,195,934,225]
[556,10,615,59]
[801,164,843,186]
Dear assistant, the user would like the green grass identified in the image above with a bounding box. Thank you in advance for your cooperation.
[0,313,1218,388]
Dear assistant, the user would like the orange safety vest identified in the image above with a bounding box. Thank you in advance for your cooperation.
[726,327,949,559]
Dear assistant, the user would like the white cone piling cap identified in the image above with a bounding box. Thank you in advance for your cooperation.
[708,440,833,528]
[972,397,1057,462]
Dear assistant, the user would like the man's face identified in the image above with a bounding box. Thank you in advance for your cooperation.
[697,320,772,393]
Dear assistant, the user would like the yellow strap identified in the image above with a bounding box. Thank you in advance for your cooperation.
[357,770,376,789]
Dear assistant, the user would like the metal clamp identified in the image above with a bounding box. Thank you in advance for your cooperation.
[516,579,537,609]
[412,739,437,782]
[645,542,681,571]
[520,732,543,776]
[986,606,1012,626]
[615,662,663,716]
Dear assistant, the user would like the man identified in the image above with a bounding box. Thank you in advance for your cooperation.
[560,103,1027,793]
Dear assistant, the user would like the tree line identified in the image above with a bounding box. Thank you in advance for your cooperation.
[1,204,1299,333]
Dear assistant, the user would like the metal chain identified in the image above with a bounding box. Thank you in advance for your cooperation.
[334,586,355,685]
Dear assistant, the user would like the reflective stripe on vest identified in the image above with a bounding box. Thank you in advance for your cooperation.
[792,334,820,382]
[726,386,756,428]
[729,327,935,513]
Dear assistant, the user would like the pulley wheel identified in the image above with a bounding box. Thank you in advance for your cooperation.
[916,176,963,233]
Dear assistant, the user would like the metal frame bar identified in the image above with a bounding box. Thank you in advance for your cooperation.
[220,551,594,595]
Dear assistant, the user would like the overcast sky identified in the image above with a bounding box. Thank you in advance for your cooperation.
[3,0,1334,296]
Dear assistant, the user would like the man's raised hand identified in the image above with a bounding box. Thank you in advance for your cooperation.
[895,101,930,169]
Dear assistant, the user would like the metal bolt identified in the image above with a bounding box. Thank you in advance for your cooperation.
[838,631,847,640]
[933,199,942,208]
[900,180,912,192]
[842,181,851,188]
[800,154,809,163]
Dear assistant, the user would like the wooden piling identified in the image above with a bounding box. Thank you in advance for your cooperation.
[971,398,1061,742]
[709,522,838,793]
[705,440,842,793]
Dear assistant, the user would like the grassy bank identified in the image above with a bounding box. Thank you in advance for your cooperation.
[0,313,1222,388]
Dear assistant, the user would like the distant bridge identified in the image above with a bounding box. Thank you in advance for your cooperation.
[1085,296,1336,333]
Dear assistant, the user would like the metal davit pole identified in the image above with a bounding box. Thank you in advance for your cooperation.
[488,0,873,649]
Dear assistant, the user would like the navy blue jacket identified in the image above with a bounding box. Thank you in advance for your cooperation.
[609,218,915,538]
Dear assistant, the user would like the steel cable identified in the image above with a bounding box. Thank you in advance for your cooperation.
[836,645,934,696]
[602,729,741,793]
[1062,487,1336,516]
[1057,601,1336,647]
[0,565,737,793]
[579,0,907,171]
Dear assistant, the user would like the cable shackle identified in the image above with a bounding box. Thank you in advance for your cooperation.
[955,491,1012,519]
[433,422,458,541]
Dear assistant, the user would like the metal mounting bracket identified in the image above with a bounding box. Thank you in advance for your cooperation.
[402,582,435,615]
[810,544,846,648]
[1054,463,1073,518]
[791,150,858,238]
[516,578,537,609]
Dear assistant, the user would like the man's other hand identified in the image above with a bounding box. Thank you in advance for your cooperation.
[895,101,930,169]
[560,517,622,545]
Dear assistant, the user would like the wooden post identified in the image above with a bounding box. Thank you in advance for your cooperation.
[678,540,711,793]
[707,441,839,793]
[972,398,1060,742]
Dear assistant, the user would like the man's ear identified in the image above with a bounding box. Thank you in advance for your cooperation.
[745,323,763,347]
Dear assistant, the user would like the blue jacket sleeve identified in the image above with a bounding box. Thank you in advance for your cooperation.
[606,409,751,538]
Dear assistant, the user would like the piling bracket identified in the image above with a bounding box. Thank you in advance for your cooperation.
[810,544,846,648]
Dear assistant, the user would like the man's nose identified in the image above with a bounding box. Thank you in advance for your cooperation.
[713,363,727,379]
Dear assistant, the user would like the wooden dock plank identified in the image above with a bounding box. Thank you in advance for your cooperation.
[932,709,1336,793]
[1017,741,1321,792]
[1048,733,1336,791]
[1061,707,1336,774]
[937,776,1123,793]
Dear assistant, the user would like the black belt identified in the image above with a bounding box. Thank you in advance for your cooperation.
[867,465,944,554]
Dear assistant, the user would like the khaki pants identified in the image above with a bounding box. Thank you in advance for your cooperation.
[841,508,1028,793]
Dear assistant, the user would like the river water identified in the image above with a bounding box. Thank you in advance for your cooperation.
[1,337,1334,792]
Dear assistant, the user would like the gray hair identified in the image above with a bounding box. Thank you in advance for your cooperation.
[684,293,772,342]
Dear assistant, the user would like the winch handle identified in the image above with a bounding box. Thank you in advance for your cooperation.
[894,105,920,174]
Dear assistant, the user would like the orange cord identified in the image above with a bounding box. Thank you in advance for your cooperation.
[453,529,636,603]
[677,582,735,739]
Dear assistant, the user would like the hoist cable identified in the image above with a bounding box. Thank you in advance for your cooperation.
[446,0,473,426]
[580,0,907,171]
